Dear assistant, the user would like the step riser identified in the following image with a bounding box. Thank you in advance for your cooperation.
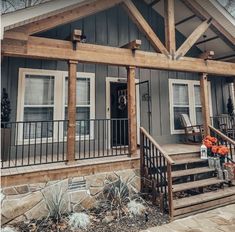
[173,195,235,217]
[170,153,200,160]
[172,172,215,185]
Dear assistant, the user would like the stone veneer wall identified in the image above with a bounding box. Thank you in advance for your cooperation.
[1,168,140,225]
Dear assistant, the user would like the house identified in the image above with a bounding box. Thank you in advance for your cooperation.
[1,0,235,223]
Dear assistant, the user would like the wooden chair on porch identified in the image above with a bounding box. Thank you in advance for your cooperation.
[180,114,204,144]
[217,114,235,139]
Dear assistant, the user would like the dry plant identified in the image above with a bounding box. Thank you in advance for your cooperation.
[42,184,68,223]
[68,212,90,230]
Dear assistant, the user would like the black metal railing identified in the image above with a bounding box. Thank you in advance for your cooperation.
[209,125,235,163]
[140,127,174,217]
[210,115,235,140]
[1,120,67,168]
[75,118,129,160]
[1,118,129,168]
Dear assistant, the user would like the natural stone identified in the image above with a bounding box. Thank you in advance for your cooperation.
[24,201,49,220]
[102,215,114,224]
[8,215,27,225]
[80,195,97,209]
[115,169,136,182]
[85,173,107,187]
[69,190,88,204]
[1,191,43,225]
[89,187,103,196]
[15,185,30,194]
[129,176,141,192]
[29,183,46,192]
[3,187,18,196]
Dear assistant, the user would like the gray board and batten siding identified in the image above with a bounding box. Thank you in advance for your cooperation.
[1,0,231,144]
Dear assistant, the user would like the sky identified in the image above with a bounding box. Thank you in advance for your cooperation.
[217,0,235,17]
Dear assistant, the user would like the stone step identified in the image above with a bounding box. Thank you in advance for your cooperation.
[173,187,235,217]
[172,178,224,193]
[172,167,215,178]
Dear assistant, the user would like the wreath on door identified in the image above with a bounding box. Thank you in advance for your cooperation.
[118,94,127,110]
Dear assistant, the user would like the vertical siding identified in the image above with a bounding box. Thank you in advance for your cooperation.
[1,0,228,144]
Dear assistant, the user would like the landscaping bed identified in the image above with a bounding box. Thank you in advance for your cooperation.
[13,202,169,232]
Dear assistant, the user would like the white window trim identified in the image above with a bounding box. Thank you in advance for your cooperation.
[17,68,95,144]
[169,79,212,135]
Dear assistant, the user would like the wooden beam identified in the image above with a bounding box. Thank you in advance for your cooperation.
[149,0,161,7]
[199,50,215,60]
[175,15,196,26]
[67,60,78,164]
[71,29,82,42]
[181,0,235,50]
[2,36,235,76]
[195,36,219,46]
[200,73,210,136]
[164,0,176,53]
[121,39,142,50]
[122,0,169,55]
[6,0,122,35]
[175,19,211,59]
[127,66,137,156]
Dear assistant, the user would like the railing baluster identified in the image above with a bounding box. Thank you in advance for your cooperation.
[34,122,37,164]
[28,122,31,165]
[57,121,60,161]
[22,122,25,166]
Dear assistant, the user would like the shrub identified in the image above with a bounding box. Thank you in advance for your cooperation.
[68,212,90,230]
[42,184,68,222]
[127,200,146,216]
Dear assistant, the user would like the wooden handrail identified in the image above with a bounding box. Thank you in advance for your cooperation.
[140,127,174,164]
[209,125,235,145]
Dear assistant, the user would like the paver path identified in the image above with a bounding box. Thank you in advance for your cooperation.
[142,204,235,232]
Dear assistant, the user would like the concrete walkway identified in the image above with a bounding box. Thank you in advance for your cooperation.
[142,204,235,232]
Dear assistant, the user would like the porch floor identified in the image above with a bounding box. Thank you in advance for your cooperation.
[1,144,201,176]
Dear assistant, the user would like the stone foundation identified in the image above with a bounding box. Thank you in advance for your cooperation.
[1,168,140,225]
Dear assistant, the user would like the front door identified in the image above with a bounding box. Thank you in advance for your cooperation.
[110,82,128,147]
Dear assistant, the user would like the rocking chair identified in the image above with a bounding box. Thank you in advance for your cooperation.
[180,114,204,144]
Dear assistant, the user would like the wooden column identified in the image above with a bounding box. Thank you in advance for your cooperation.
[164,0,176,54]
[200,73,210,136]
[67,60,78,163]
[127,66,137,156]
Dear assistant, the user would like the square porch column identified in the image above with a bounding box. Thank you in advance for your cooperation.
[200,73,210,136]
[127,66,137,156]
[67,60,78,163]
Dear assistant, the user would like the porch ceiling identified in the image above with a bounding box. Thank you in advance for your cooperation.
[146,0,235,61]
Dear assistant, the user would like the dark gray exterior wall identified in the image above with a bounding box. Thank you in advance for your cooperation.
[1,0,231,144]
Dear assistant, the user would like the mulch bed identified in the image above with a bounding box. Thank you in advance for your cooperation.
[11,201,169,232]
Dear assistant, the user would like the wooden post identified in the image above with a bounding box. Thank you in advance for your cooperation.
[127,66,137,156]
[164,0,176,54]
[67,60,78,163]
[167,163,174,219]
[200,73,210,136]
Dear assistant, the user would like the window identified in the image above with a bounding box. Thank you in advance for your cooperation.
[169,79,212,134]
[64,77,93,136]
[17,68,95,142]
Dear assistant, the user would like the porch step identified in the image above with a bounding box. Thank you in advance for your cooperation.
[173,157,207,165]
[173,187,235,217]
[169,151,200,160]
[172,167,215,178]
[172,178,224,193]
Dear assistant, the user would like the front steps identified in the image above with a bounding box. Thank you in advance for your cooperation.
[167,148,235,218]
